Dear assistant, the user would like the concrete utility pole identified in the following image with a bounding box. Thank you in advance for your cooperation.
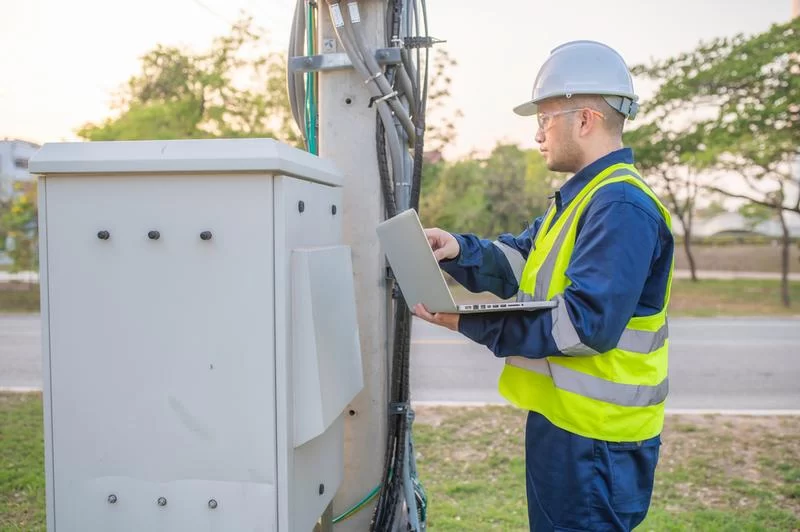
[317,1,389,530]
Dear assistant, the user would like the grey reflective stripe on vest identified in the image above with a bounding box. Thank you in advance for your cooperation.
[618,321,669,353]
[550,296,669,356]
[492,241,526,286]
[551,295,599,356]
[506,356,669,407]
[532,169,641,301]
[517,291,534,303]
[533,206,581,300]
[526,168,666,356]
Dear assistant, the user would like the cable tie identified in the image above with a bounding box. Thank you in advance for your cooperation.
[365,71,384,84]
[403,36,446,49]
[367,90,399,108]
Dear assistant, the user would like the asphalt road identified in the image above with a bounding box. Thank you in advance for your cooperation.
[410,317,800,410]
[2,314,799,410]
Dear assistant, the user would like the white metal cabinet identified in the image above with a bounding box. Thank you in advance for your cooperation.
[31,139,363,532]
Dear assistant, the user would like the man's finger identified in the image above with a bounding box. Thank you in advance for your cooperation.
[413,303,435,321]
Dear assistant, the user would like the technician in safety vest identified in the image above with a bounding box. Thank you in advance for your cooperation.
[414,40,674,531]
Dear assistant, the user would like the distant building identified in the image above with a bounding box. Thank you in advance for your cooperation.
[0,139,40,202]
[1,139,40,263]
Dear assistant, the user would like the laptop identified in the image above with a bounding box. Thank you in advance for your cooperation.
[376,209,557,314]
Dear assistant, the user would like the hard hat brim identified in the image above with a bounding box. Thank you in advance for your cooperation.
[513,100,538,116]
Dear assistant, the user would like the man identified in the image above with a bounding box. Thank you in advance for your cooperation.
[413,40,674,531]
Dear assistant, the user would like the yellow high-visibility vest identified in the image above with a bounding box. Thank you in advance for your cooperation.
[499,162,673,442]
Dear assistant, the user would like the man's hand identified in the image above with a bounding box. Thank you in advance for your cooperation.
[424,228,460,262]
[413,303,460,332]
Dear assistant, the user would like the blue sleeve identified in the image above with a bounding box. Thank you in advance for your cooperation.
[439,217,544,299]
[457,185,663,358]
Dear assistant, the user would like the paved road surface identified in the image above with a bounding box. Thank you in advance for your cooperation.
[2,314,799,410]
[410,317,800,410]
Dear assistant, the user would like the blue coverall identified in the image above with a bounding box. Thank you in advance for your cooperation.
[439,148,674,531]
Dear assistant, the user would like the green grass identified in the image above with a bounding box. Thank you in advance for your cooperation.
[0,285,39,314]
[411,406,799,531]
[673,242,799,273]
[5,279,800,317]
[1,395,799,530]
[669,279,800,317]
[0,393,46,531]
[450,279,800,317]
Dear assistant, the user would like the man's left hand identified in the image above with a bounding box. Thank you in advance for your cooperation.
[412,304,460,332]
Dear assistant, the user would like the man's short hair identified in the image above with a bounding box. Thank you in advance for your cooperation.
[566,95,625,137]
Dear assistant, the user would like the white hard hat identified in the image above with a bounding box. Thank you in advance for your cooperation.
[514,40,639,120]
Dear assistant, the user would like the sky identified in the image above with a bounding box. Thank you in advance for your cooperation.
[0,0,794,158]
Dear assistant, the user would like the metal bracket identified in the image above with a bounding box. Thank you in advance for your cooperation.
[389,402,408,415]
[289,48,403,73]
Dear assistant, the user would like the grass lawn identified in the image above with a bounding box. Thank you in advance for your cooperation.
[2,272,800,317]
[449,279,800,318]
[0,393,45,531]
[0,285,39,314]
[668,279,800,317]
[2,393,798,531]
[412,406,799,531]
[673,243,799,274]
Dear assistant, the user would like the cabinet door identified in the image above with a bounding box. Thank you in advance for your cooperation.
[273,176,345,532]
[43,174,277,531]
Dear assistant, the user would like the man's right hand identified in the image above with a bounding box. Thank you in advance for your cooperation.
[424,228,460,262]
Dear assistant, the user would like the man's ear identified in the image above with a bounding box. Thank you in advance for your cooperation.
[579,109,597,136]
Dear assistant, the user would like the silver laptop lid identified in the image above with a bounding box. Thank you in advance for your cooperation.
[376,209,458,313]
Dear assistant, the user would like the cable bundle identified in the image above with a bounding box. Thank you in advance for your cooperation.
[288,1,434,529]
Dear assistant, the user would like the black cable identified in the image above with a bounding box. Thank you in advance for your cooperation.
[420,0,430,117]
[371,0,431,529]
[377,108,398,218]
[370,2,405,529]
[410,0,429,209]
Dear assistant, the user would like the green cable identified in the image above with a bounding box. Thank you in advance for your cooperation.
[332,483,382,523]
[305,1,318,155]
[332,468,393,524]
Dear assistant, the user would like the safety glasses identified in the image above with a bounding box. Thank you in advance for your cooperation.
[537,108,605,130]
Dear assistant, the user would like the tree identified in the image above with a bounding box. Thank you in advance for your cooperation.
[739,203,775,231]
[738,203,774,232]
[424,49,464,155]
[420,158,489,234]
[696,198,729,219]
[632,18,799,306]
[625,124,704,281]
[0,183,38,276]
[420,143,561,238]
[78,16,300,145]
[484,144,557,237]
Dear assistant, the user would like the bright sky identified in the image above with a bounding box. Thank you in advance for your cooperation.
[0,0,792,158]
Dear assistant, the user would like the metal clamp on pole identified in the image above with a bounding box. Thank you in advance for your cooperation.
[389,402,408,416]
[289,48,403,73]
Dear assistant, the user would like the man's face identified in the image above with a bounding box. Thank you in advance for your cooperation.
[534,98,583,173]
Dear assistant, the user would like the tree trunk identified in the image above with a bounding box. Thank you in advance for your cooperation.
[675,214,699,282]
[683,227,698,282]
[778,209,791,307]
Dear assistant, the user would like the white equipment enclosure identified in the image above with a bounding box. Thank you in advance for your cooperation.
[30,138,364,532]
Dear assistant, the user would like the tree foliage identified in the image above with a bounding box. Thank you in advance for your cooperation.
[78,17,300,145]
[424,49,464,154]
[420,143,562,238]
[0,183,38,273]
[632,18,798,199]
[629,18,799,305]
